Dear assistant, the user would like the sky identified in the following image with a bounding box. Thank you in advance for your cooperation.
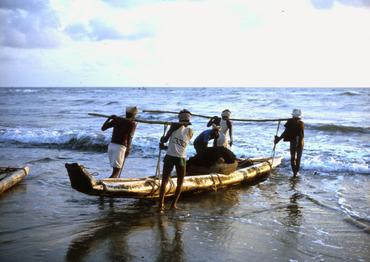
[0,0,369,87]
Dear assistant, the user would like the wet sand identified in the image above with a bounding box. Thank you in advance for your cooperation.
[0,149,369,262]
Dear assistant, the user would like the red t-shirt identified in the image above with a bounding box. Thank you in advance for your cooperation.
[106,118,137,146]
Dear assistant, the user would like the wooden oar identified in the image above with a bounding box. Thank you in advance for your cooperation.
[88,113,189,125]
[155,124,168,178]
[142,110,289,122]
[271,120,281,164]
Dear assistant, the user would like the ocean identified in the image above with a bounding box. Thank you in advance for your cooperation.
[0,87,369,261]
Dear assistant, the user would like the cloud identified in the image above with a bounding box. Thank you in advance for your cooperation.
[65,20,123,41]
[65,19,152,41]
[0,0,47,12]
[311,0,370,9]
[88,19,123,41]
[0,0,63,48]
[101,0,160,8]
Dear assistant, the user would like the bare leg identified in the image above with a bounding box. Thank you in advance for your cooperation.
[158,173,170,212]
[295,146,304,175]
[158,158,174,212]
[171,165,185,210]
[290,142,298,176]
[110,167,121,178]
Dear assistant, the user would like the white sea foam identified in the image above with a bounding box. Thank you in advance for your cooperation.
[302,156,369,175]
[312,239,343,249]
[0,127,109,151]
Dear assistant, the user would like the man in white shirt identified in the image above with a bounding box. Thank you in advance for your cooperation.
[158,109,193,212]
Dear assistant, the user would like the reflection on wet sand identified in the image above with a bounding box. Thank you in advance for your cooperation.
[66,198,185,262]
[66,189,242,262]
[277,176,304,259]
[284,177,303,228]
[156,215,184,262]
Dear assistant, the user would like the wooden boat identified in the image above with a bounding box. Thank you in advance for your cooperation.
[0,167,30,194]
[65,157,282,199]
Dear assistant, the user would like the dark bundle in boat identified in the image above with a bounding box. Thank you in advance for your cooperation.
[187,147,238,176]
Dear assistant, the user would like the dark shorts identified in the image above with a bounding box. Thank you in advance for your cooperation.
[163,155,186,175]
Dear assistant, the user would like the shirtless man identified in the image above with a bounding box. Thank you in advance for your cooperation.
[101,106,138,178]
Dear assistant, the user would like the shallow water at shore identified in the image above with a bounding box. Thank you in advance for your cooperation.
[0,88,369,261]
[0,147,369,262]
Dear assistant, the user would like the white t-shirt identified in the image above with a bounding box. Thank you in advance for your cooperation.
[216,132,228,148]
[167,126,193,158]
[221,119,230,135]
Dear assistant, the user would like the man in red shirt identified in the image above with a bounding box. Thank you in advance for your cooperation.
[101,106,138,178]
[275,109,304,176]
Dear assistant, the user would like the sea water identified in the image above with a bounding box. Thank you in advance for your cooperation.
[0,88,369,261]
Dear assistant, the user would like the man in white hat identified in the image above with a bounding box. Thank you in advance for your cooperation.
[193,123,221,154]
[158,109,193,211]
[274,109,304,176]
[207,109,233,148]
[101,106,138,178]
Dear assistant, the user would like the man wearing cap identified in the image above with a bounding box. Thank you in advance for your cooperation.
[274,109,304,176]
[207,109,233,148]
[101,106,138,178]
[158,109,193,211]
[193,124,221,154]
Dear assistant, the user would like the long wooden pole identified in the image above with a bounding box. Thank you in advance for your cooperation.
[143,110,210,119]
[88,113,189,125]
[142,110,289,122]
[155,124,168,178]
[271,120,281,164]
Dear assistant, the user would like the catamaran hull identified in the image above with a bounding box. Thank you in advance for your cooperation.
[0,167,30,194]
[65,157,282,199]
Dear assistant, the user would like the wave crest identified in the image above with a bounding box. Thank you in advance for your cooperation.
[309,124,369,134]
[339,91,361,96]
[0,128,108,152]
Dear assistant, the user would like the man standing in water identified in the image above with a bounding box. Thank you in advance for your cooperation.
[274,109,304,176]
[158,109,193,211]
[101,106,138,178]
[207,109,233,148]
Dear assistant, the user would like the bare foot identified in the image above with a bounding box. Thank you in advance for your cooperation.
[158,205,165,213]
[170,205,181,210]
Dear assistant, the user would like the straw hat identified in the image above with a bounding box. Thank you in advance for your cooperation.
[292,109,302,118]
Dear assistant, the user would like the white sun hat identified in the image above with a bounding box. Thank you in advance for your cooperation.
[178,109,191,122]
[126,106,138,116]
[292,109,302,118]
[221,109,231,118]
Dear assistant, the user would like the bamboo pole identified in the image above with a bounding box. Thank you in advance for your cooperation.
[142,110,289,122]
[143,110,210,119]
[88,113,189,125]
[271,120,281,164]
[155,124,168,178]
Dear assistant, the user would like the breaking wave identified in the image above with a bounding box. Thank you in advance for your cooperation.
[0,128,108,152]
[339,91,361,96]
[0,127,162,156]
[308,124,370,134]
[302,157,369,175]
